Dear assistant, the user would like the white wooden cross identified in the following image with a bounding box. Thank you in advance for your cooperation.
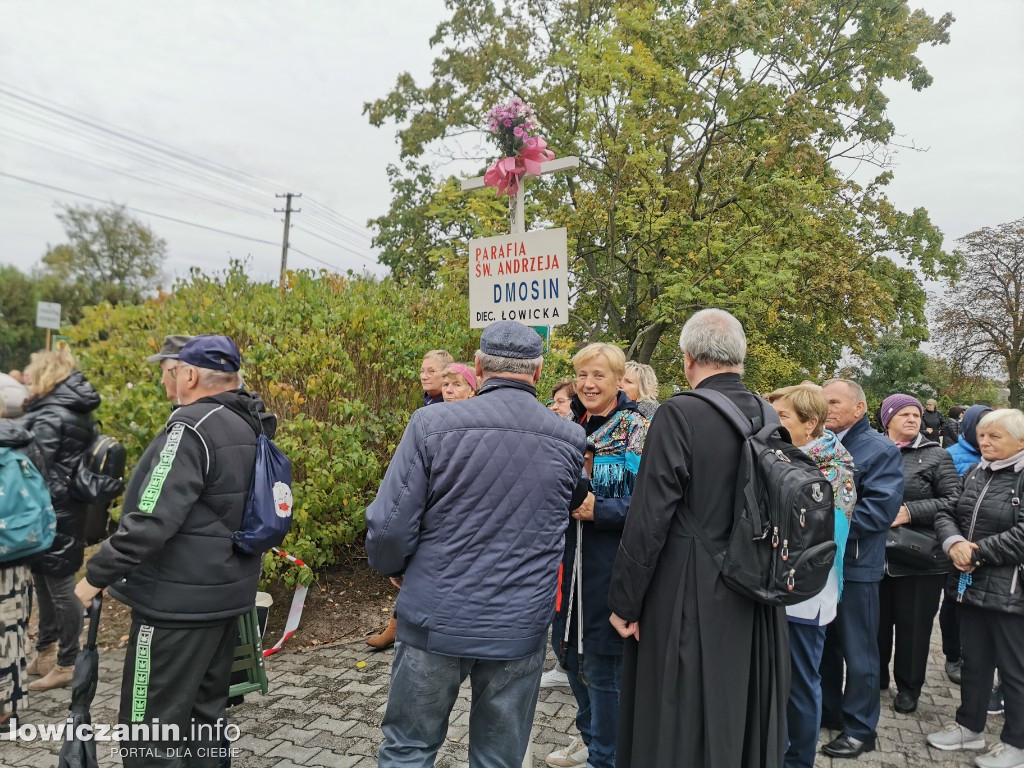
[461,155,580,234]
[459,153,580,768]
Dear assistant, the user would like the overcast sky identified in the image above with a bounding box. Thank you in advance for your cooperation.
[1,1,1021,290]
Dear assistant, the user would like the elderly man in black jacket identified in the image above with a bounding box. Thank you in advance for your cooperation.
[75,335,271,768]
[608,309,790,768]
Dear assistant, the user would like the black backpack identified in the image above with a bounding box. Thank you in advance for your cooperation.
[677,389,836,606]
[72,433,127,544]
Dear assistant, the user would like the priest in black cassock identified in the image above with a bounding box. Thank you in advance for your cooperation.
[608,308,789,768]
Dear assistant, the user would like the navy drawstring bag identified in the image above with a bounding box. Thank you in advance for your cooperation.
[233,432,294,555]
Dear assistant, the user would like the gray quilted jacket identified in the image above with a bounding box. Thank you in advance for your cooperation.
[365,377,586,660]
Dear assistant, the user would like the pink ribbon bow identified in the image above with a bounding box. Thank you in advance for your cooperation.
[483,137,556,197]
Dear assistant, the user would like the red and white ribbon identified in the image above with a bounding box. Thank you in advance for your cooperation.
[263,547,309,657]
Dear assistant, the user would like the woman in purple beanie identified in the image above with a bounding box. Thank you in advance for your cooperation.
[877,393,961,714]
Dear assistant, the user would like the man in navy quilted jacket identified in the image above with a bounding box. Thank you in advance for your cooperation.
[366,320,587,768]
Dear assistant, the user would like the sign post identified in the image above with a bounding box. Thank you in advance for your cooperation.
[461,156,578,338]
[35,301,62,350]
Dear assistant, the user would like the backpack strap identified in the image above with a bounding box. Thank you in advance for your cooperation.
[675,388,769,548]
[676,389,765,435]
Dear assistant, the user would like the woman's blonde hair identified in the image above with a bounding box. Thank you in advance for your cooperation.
[572,343,626,380]
[24,349,78,398]
[978,408,1024,444]
[624,361,659,402]
[766,383,829,440]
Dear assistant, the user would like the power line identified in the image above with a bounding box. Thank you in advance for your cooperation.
[292,226,377,264]
[0,126,276,221]
[1,84,376,237]
[0,170,280,247]
[0,83,285,193]
[1,101,279,209]
[289,247,344,272]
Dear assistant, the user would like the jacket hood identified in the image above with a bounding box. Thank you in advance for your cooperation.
[570,390,639,421]
[27,371,100,415]
[961,404,994,450]
[203,389,277,438]
[0,418,34,449]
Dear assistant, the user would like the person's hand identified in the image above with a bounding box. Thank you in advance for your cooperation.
[949,541,979,571]
[925,427,934,435]
[389,576,404,590]
[74,578,102,609]
[891,506,911,527]
[610,612,639,641]
[572,492,595,522]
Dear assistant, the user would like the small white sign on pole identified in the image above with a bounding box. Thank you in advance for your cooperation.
[35,301,62,330]
[469,228,569,328]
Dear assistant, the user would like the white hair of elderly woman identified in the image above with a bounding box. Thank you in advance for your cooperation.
[978,408,1024,443]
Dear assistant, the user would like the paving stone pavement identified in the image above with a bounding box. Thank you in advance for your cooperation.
[7,620,1002,767]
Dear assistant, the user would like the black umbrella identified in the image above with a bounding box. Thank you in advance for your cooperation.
[57,595,103,768]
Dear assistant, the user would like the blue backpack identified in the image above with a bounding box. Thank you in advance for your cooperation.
[232,432,293,555]
[0,447,57,563]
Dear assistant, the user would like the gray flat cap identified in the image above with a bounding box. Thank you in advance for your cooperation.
[146,334,193,363]
[480,321,543,359]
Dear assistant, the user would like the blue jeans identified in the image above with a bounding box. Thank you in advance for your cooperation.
[379,641,545,768]
[785,622,827,768]
[560,640,622,768]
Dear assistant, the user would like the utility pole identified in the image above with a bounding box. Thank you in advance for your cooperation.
[274,192,302,288]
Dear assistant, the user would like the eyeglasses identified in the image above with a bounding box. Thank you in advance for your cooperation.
[552,397,572,405]
[420,367,440,375]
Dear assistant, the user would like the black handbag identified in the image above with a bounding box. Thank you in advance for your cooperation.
[70,434,126,508]
[885,524,949,576]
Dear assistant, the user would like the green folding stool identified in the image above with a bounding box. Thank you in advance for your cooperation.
[228,606,269,698]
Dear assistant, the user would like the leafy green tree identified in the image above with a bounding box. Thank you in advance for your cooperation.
[366,0,958,374]
[41,204,166,322]
[851,334,936,411]
[935,218,1024,409]
[0,265,45,369]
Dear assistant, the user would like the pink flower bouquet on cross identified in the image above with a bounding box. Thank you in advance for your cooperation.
[482,97,555,197]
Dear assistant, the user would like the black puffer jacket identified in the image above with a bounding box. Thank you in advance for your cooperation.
[21,372,100,576]
[86,389,274,622]
[921,408,944,441]
[935,465,1024,615]
[901,434,961,528]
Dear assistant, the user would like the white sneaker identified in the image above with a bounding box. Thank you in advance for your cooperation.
[976,743,1024,768]
[546,736,588,767]
[927,722,986,751]
[539,666,570,688]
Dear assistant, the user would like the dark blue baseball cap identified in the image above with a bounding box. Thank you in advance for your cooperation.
[178,335,242,372]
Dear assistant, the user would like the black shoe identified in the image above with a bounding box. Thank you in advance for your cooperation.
[894,690,918,714]
[945,660,962,685]
[822,734,877,758]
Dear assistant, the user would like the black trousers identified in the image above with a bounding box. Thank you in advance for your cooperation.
[877,572,944,697]
[118,614,237,768]
[957,605,1024,748]
[940,594,961,663]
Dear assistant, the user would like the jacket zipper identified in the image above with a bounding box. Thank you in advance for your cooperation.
[967,475,994,542]
[1012,567,1020,596]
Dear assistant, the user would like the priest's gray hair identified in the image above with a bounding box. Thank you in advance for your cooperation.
[475,350,543,375]
[678,309,746,369]
[823,378,868,406]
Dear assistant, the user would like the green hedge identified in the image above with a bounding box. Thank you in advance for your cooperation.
[68,265,480,584]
